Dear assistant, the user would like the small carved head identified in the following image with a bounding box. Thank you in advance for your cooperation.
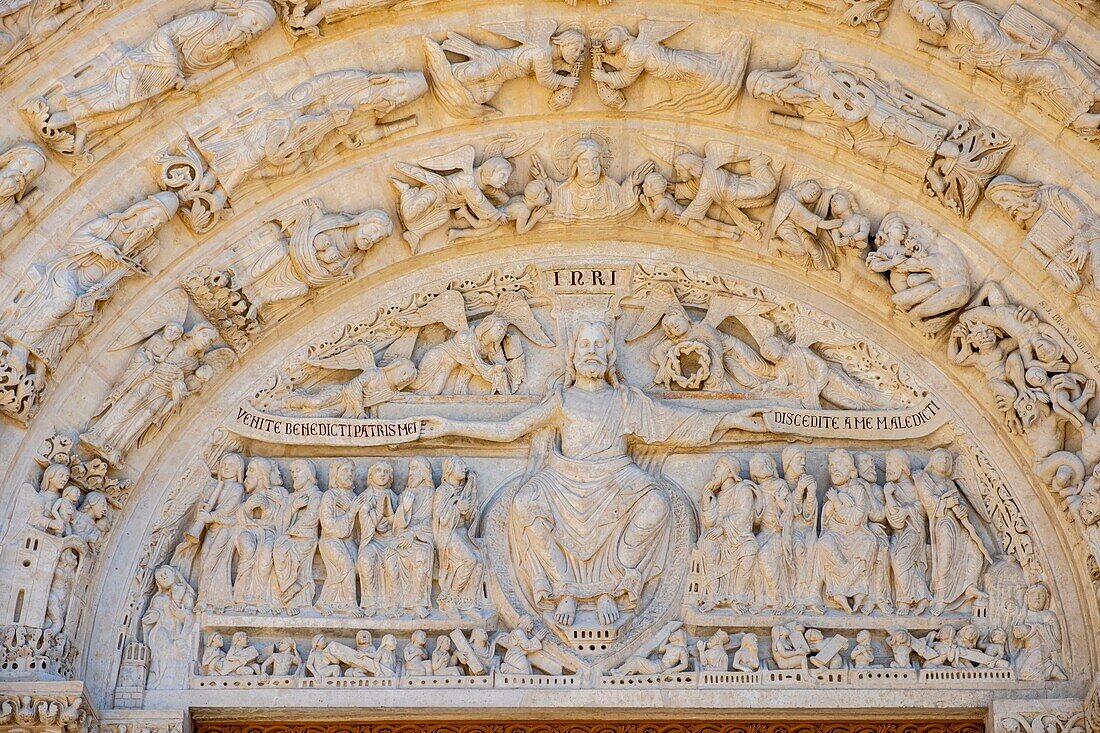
[0,144,46,200]
[471,628,488,645]
[289,459,317,490]
[244,456,273,492]
[353,210,393,251]
[475,315,509,346]
[602,26,630,54]
[759,336,787,363]
[479,158,513,190]
[781,447,806,479]
[856,630,871,644]
[709,629,729,647]
[741,633,758,652]
[904,0,949,35]
[41,463,71,493]
[406,456,433,489]
[883,450,912,482]
[436,635,452,652]
[568,320,618,385]
[642,172,668,198]
[81,491,108,519]
[356,630,373,649]
[855,453,877,484]
[227,0,278,37]
[552,28,587,65]
[61,484,81,503]
[986,176,1042,228]
[217,452,245,482]
[749,453,777,481]
[569,139,605,186]
[186,324,219,352]
[382,358,418,391]
[523,179,551,207]
[826,449,857,485]
[365,460,391,490]
[926,448,953,477]
[411,630,426,646]
[712,455,741,484]
[231,631,248,647]
[441,456,470,486]
[661,311,691,340]
[673,153,704,181]
[1025,582,1051,611]
[331,458,357,490]
[380,634,397,650]
[311,633,326,649]
[795,180,822,203]
[208,633,224,648]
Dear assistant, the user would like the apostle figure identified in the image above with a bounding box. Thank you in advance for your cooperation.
[695,457,757,612]
[420,320,766,628]
[272,459,323,611]
[883,449,930,616]
[356,460,396,615]
[232,457,287,611]
[392,458,435,618]
[783,447,821,614]
[193,453,245,611]
[433,457,483,616]
[815,450,880,614]
[317,459,366,616]
[914,449,990,614]
[750,453,794,612]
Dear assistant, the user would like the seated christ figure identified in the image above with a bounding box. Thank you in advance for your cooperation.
[420,320,766,627]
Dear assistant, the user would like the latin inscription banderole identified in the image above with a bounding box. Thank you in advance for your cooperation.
[764,397,946,439]
[232,398,946,446]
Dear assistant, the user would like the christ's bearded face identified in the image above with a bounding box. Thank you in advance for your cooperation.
[572,323,610,379]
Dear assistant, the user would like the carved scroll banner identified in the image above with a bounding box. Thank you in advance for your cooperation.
[764,396,947,439]
[231,405,420,445]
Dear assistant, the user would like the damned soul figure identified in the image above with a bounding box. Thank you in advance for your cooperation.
[421,321,766,628]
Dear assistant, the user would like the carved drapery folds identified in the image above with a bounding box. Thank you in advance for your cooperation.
[0,193,178,424]
[22,0,277,163]
[0,142,46,245]
[748,50,1013,218]
[903,1,1100,143]
[156,69,427,233]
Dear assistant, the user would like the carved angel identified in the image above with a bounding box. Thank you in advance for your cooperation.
[390,133,541,250]
[423,20,587,118]
[23,0,277,160]
[80,323,234,466]
[384,289,554,396]
[254,345,417,418]
[0,0,92,75]
[625,283,774,392]
[640,136,779,240]
[742,313,896,410]
[591,21,749,114]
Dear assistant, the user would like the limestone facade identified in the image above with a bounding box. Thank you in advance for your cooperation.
[0,0,1098,730]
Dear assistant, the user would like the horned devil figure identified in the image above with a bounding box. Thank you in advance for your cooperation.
[640,136,780,240]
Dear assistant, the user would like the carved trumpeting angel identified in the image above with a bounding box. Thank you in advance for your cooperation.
[904,0,1100,141]
[624,282,774,392]
[640,136,779,240]
[252,345,417,418]
[422,20,587,118]
[590,21,750,114]
[385,289,555,396]
[419,321,768,628]
[391,133,541,250]
[23,0,277,160]
[80,322,234,466]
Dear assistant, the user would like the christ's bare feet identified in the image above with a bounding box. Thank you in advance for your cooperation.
[597,594,620,625]
[554,595,576,626]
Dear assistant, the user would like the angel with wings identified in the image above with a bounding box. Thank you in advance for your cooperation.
[625,283,774,392]
[423,21,587,119]
[381,289,553,396]
[390,134,541,251]
[253,347,417,418]
[591,21,749,114]
[641,136,779,240]
[742,314,895,410]
[81,322,234,466]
